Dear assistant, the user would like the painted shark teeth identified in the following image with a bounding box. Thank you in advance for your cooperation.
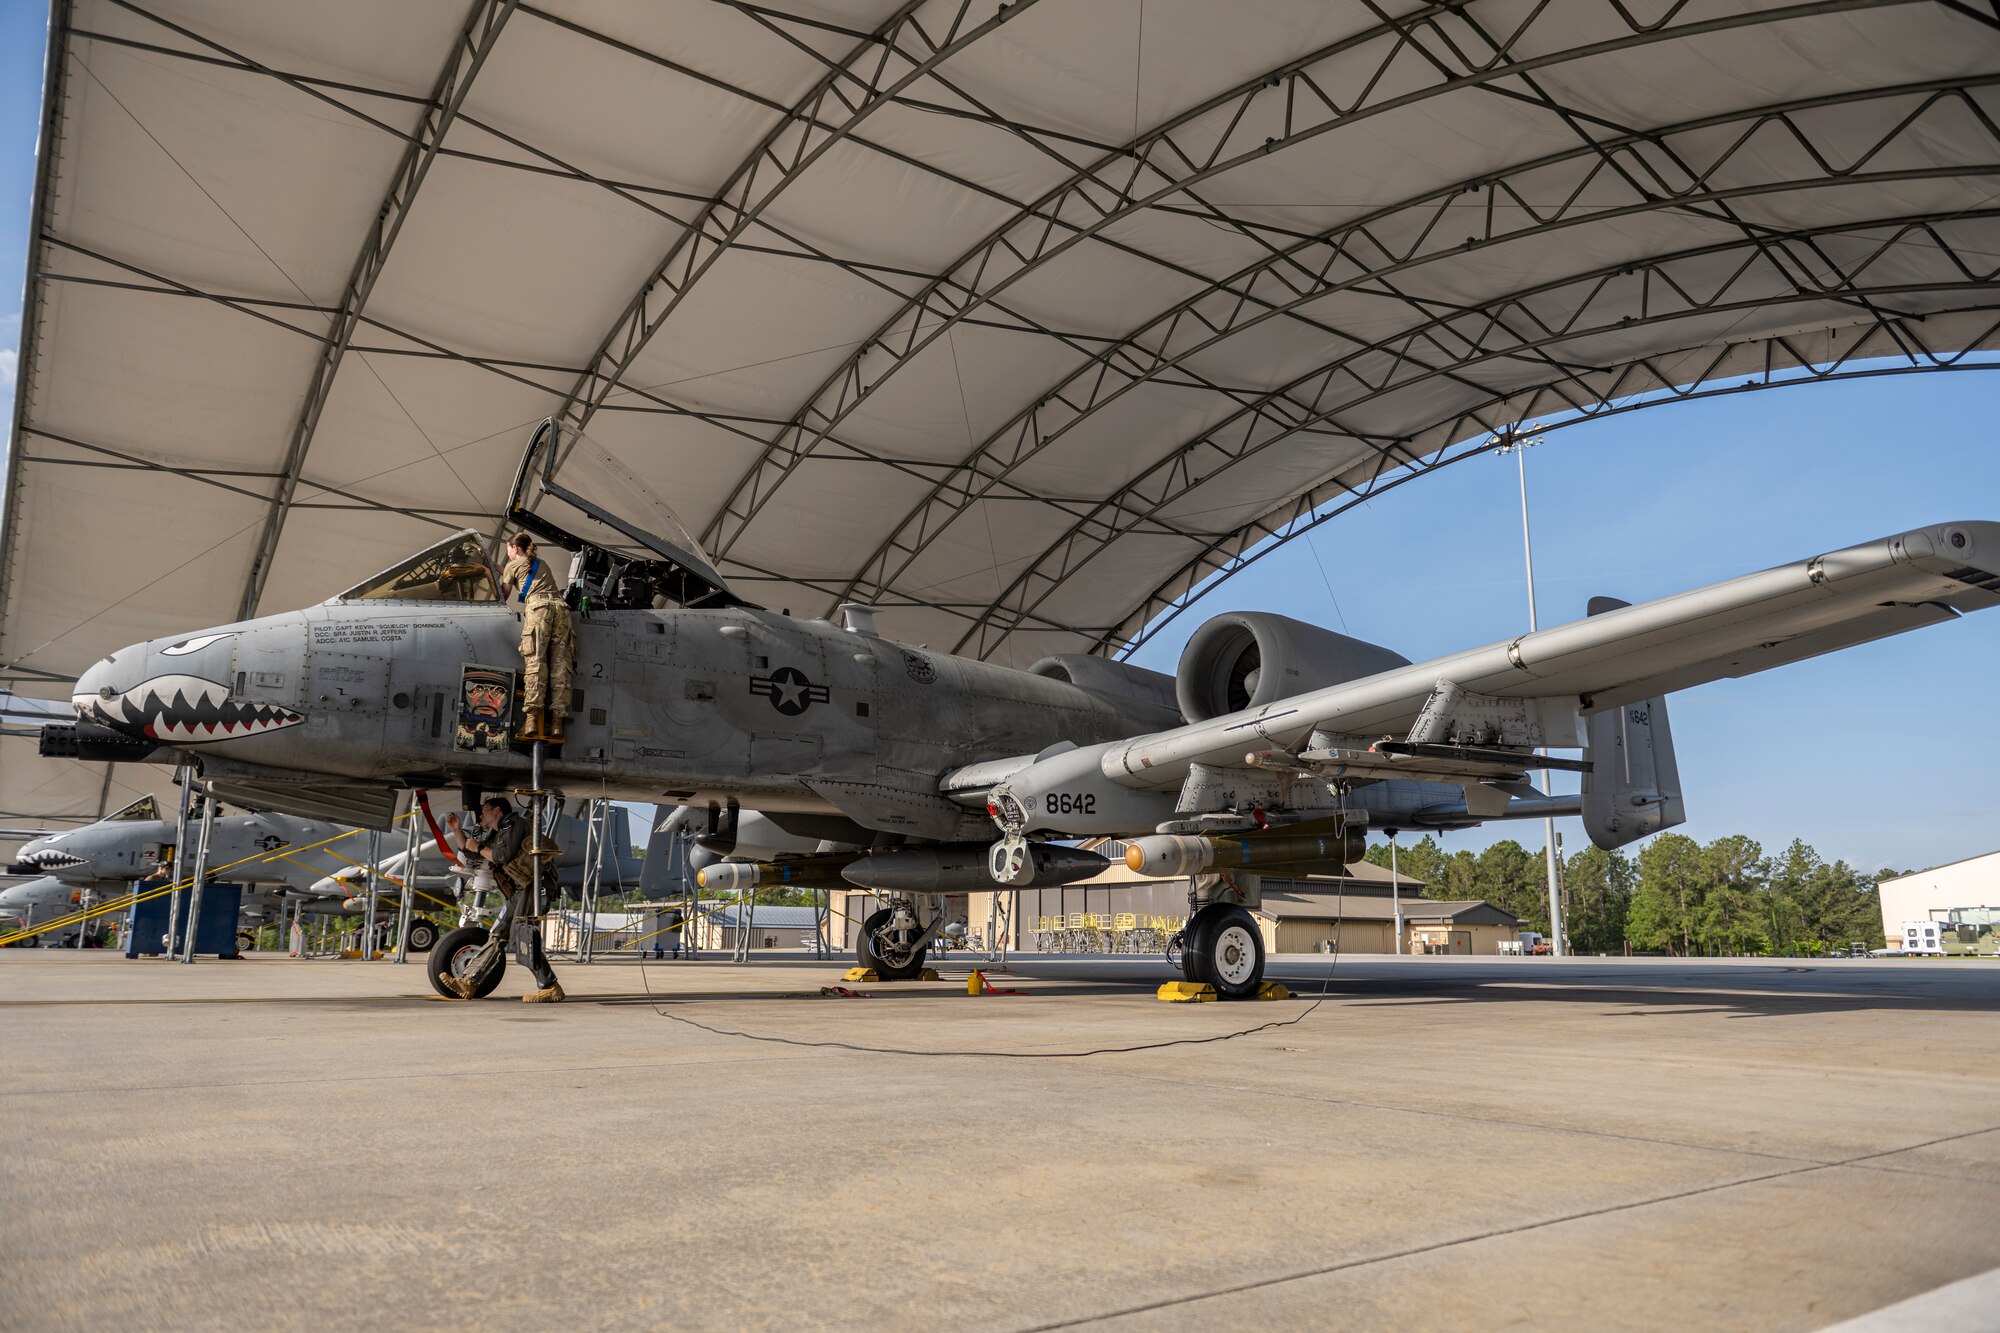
[81,674,305,745]
[20,849,86,869]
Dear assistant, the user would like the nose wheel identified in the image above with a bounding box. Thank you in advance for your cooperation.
[428,925,503,999]
[1180,904,1265,999]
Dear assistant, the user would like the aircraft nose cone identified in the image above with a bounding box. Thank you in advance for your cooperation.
[71,653,129,728]
[71,628,306,745]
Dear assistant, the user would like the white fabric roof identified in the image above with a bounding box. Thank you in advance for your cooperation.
[5,0,2000,824]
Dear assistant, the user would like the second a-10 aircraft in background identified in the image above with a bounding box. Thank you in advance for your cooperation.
[0,792,649,950]
[52,425,2000,995]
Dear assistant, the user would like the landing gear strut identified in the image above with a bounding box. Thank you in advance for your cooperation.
[1178,903,1265,999]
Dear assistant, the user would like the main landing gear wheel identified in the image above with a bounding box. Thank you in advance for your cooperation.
[1181,904,1265,999]
[235,929,257,955]
[404,918,440,953]
[858,907,929,981]
[428,925,502,999]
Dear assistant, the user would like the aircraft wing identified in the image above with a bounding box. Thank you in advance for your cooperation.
[1101,520,1999,787]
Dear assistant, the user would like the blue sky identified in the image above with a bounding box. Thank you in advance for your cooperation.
[2,2,1995,872]
[0,0,42,429]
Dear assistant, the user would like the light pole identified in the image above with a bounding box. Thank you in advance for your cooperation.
[1495,423,1565,958]
[1386,831,1403,954]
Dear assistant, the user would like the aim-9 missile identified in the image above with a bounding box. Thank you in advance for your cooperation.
[1123,826,1366,878]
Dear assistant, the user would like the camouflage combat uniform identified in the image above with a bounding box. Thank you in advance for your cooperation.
[453,813,561,998]
[503,552,574,722]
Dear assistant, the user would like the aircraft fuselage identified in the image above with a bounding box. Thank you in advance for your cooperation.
[74,603,1176,832]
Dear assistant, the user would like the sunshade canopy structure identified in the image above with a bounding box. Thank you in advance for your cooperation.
[5,0,2000,829]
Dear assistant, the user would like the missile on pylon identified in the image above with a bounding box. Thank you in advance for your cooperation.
[1123,826,1365,878]
[844,842,1108,892]
[695,854,855,893]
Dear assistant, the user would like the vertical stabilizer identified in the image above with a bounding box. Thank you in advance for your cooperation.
[1582,596,1686,849]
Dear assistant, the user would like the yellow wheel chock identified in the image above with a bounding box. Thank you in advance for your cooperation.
[1156,980,1291,1002]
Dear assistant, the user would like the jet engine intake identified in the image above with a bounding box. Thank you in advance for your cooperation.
[1176,613,1409,722]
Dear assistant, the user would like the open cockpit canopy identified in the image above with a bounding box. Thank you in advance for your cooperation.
[104,795,161,823]
[506,423,750,612]
[335,534,500,605]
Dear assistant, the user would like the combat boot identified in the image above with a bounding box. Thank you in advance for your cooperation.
[442,974,478,999]
[523,980,565,1003]
[545,710,567,745]
[515,707,546,743]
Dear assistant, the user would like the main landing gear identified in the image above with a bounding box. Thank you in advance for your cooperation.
[1176,903,1265,999]
[857,900,931,981]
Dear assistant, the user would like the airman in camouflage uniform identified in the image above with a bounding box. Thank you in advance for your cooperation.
[502,532,574,744]
[442,797,563,1002]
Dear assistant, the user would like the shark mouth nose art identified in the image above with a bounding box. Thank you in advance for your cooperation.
[79,675,305,744]
[17,849,86,870]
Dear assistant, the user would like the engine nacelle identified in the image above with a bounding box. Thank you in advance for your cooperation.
[1176,612,1409,722]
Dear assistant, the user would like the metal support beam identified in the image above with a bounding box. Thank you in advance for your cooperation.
[178,784,216,963]
[163,765,192,960]
[577,797,606,963]
[550,0,1035,452]
[947,205,2000,658]
[360,828,382,960]
[824,77,2000,614]
[393,796,419,964]
[236,0,519,620]
[700,0,1923,563]
[1109,345,2000,663]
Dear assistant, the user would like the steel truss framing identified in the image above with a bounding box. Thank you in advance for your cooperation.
[1109,333,2000,664]
[8,0,1999,679]
[234,0,519,620]
[548,0,1039,443]
[827,78,2000,621]
[938,212,2000,657]
[693,0,1936,561]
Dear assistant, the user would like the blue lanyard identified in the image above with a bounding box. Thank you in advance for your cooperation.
[519,556,543,601]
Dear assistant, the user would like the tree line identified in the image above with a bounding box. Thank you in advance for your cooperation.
[1362,834,1900,956]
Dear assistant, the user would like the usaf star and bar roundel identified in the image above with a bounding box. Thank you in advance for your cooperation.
[750,666,831,717]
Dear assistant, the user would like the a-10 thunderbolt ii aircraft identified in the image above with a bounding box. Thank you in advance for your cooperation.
[1,792,642,952]
[1,795,456,951]
[51,425,2000,995]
